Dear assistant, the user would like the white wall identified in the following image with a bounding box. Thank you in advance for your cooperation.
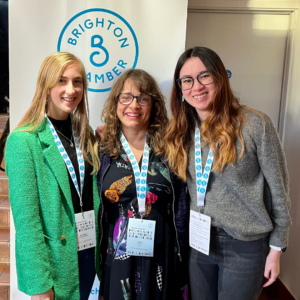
[280,5,300,300]
[188,1,300,298]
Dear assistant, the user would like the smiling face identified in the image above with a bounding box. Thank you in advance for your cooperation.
[47,63,84,120]
[117,78,153,133]
[180,57,216,120]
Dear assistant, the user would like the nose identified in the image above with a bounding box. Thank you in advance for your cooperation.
[192,78,205,91]
[66,81,76,94]
[129,97,140,108]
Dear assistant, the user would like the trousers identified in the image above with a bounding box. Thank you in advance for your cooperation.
[78,247,96,300]
[189,227,269,300]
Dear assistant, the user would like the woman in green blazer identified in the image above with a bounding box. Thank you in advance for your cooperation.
[5,52,100,300]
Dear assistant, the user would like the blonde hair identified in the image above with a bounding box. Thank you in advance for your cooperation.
[165,47,263,181]
[16,52,100,173]
[100,69,168,157]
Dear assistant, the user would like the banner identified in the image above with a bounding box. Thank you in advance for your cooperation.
[9,0,187,299]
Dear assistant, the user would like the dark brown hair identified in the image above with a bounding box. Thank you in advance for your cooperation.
[165,47,260,181]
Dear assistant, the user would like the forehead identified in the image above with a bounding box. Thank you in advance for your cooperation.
[179,57,206,77]
[61,63,82,77]
[121,78,140,93]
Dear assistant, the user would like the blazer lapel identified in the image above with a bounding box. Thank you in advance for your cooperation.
[37,120,73,209]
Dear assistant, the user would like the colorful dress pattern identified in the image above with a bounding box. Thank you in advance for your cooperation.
[99,147,188,300]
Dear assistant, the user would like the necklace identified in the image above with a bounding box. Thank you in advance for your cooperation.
[56,130,74,148]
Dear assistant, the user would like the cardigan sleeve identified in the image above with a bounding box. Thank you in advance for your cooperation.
[5,131,54,295]
[252,112,291,248]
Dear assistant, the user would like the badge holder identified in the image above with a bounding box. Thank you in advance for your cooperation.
[126,217,156,257]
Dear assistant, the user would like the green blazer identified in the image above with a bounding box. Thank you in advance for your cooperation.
[5,119,100,300]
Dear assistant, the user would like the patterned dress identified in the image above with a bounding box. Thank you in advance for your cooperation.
[99,147,189,300]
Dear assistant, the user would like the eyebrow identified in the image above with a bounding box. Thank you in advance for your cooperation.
[180,70,209,78]
[60,76,83,79]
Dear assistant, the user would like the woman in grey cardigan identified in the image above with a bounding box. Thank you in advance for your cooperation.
[165,46,291,300]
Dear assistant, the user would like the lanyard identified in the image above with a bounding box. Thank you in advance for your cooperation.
[120,131,149,214]
[195,126,214,206]
[46,115,85,214]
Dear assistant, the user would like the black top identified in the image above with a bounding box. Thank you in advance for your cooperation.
[48,116,93,214]
[99,146,188,300]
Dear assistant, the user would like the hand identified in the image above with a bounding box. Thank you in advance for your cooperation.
[263,248,281,287]
[31,288,54,300]
[95,125,105,141]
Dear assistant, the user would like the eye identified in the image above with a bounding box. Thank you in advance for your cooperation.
[140,95,150,101]
[182,77,193,83]
[121,94,131,100]
[199,72,211,79]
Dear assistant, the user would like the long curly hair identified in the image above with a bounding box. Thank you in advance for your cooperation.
[165,47,262,181]
[100,69,168,157]
[16,52,100,173]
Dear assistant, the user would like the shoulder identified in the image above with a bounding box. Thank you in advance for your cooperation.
[241,107,274,131]
[240,107,279,144]
[6,122,48,153]
[241,107,265,124]
[7,129,36,147]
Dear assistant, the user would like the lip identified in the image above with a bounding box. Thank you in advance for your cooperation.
[62,96,76,103]
[125,112,141,119]
[193,93,208,99]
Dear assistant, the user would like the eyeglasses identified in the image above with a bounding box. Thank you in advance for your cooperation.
[118,93,152,106]
[176,71,214,91]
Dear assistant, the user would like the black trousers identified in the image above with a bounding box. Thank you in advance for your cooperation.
[78,247,96,300]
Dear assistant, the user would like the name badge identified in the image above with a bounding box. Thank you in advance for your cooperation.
[189,210,211,255]
[126,218,156,257]
[75,210,96,251]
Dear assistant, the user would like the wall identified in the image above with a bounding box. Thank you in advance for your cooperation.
[280,4,300,300]
[187,0,300,298]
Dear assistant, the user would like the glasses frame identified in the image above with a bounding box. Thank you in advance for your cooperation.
[176,71,214,91]
[117,93,153,107]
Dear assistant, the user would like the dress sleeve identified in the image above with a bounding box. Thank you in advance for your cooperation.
[5,132,53,295]
[252,113,291,248]
[171,172,189,253]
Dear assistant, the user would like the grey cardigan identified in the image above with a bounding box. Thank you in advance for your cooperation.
[187,109,291,248]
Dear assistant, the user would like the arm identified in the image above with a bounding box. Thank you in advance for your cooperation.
[31,289,54,300]
[171,171,189,253]
[254,113,291,248]
[263,248,281,287]
[95,125,104,141]
[5,132,54,295]
[252,113,291,286]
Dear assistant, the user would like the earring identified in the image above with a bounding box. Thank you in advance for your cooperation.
[182,95,185,102]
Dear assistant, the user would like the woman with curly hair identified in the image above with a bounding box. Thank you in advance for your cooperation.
[97,69,189,300]
[5,52,100,300]
[165,47,291,300]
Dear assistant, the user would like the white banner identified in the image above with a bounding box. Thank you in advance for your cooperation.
[9,0,187,299]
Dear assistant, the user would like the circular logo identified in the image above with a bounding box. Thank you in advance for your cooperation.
[57,8,139,93]
[226,70,232,79]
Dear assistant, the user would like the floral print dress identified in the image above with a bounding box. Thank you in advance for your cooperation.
[99,147,189,300]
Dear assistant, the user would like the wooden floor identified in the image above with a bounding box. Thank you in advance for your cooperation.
[258,279,295,300]
[0,114,10,300]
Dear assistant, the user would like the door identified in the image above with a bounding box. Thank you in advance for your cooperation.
[186,12,290,128]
